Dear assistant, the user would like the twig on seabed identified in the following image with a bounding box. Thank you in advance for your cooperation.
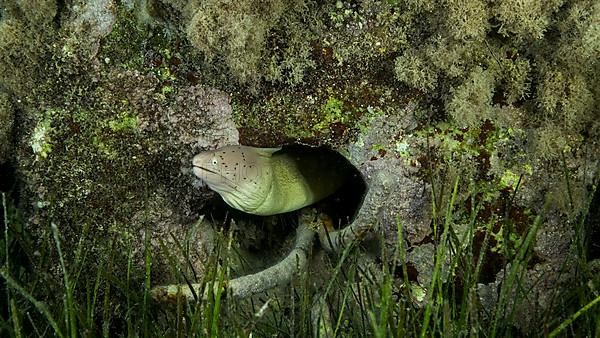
[317,214,373,253]
[151,212,316,302]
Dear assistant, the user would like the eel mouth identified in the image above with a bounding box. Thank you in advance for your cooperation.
[193,165,220,176]
[193,165,237,190]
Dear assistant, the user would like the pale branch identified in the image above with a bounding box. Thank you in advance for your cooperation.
[318,216,374,253]
[227,218,314,298]
[151,215,316,302]
[151,208,376,303]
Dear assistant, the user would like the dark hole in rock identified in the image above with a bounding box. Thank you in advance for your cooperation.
[280,144,367,228]
[472,228,505,284]
[0,162,30,286]
[0,162,21,232]
[0,162,14,241]
[0,162,16,193]
[393,262,419,283]
[198,144,367,245]
[586,185,600,261]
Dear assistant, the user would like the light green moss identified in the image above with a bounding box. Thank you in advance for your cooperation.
[533,122,574,159]
[394,51,437,92]
[446,0,489,40]
[493,0,564,40]
[185,0,319,90]
[428,37,488,79]
[445,67,495,127]
[391,0,598,165]
[108,113,139,132]
[559,2,600,66]
[313,97,347,131]
[490,225,521,256]
[492,55,532,104]
[554,1,600,71]
[31,113,55,161]
[499,169,521,190]
[537,70,594,132]
[92,136,118,160]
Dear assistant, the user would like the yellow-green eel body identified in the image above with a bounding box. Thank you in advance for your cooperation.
[192,145,348,216]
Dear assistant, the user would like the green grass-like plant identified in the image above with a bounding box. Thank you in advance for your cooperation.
[1,169,599,337]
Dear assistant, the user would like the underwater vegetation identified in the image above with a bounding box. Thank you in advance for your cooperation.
[0,0,599,336]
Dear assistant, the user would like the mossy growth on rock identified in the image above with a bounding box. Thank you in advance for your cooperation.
[391,0,599,163]
[233,78,397,148]
[2,2,241,317]
[183,0,321,91]
[0,91,13,163]
[17,68,239,302]
[0,0,57,97]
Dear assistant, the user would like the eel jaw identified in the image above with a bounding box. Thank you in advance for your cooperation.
[192,165,219,177]
[192,165,224,184]
[192,165,234,193]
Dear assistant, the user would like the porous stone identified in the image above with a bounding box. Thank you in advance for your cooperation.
[348,106,432,250]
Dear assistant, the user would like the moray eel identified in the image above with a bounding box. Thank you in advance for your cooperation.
[192,145,349,216]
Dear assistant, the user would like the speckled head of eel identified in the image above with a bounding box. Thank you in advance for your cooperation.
[192,145,348,216]
[192,145,280,215]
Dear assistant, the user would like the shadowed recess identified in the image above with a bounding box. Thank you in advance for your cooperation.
[0,162,15,193]
[585,184,600,261]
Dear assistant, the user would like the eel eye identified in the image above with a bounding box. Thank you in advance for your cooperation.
[211,157,218,167]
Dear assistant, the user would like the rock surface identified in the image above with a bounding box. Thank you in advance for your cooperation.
[0,92,13,163]
[348,106,432,250]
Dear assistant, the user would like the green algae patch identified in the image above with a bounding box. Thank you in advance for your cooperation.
[30,110,60,161]
[233,79,397,147]
[313,97,348,131]
[31,119,54,161]
[500,169,522,190]
[108,113,139,132]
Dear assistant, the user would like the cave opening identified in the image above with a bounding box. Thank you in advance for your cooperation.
[198,143,367,234]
